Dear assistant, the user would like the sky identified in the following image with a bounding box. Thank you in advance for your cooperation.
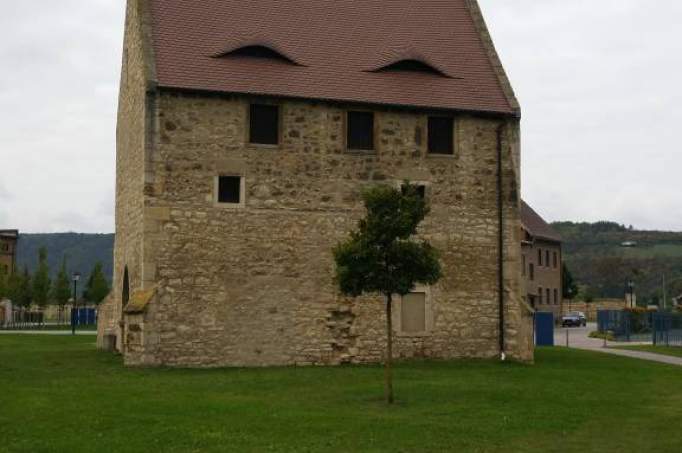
[0,0,681,233]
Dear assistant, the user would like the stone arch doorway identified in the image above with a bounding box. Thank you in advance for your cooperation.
[122,266,130,311]
[119,266,130,353]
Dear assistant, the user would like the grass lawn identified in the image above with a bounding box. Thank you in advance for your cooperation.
[1,336,681,453]
[611,344,682,358]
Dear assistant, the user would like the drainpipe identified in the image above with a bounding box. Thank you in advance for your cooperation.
[497,123,506,361]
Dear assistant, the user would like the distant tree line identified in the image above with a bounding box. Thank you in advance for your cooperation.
[0,247,110,309]
[553,221,682,306]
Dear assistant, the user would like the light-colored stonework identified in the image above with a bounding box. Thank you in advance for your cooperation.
[98,0,534,367]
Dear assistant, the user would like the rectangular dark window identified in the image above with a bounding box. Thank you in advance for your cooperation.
[428,117,454,155]
[538,287,543,304]
[529,263,534,281]
[347,111,374,151]
[249,104,279,145]
[554,289,559,305]
[553,251,558,268]
[401,184,426,200]
[546,288,550,306]
[546,250,550,268]
[218,176,241,204]
[538,249,543,266]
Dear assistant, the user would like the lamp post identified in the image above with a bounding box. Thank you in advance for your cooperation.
[71,272,80,335]
[627,280,635,308]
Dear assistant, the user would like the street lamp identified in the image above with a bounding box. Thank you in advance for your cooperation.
[71,272,81,335]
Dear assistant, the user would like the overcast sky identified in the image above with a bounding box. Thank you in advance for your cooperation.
[1,1,681,233]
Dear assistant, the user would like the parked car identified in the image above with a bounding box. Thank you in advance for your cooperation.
[562,311,587,327]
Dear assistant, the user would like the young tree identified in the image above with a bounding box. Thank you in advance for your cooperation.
[333,183,442,404]
[0,269,7,299]
[32,247,52,308]
[562,263,578,300]
[53,257,72,320]
[84,262,110,305]
[10,267,33,309]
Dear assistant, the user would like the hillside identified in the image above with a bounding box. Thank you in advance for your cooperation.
[12,224,682,305]
[552,222,682,304]
[16,233,114,283]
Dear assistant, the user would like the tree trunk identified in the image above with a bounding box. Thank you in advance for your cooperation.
[385,293,394,404]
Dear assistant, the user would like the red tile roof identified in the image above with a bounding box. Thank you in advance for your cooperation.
[521,201,562,243]
[148,0,516,114]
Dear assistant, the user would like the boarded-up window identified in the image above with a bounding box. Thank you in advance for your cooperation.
[249,104,279,145]
[218,176,242,204]
[401,292,426,333]
[347,111,374,150]
[428,117,454,155]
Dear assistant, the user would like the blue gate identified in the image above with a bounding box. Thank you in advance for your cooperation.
[70,308,97,326]
[535,312,554,346]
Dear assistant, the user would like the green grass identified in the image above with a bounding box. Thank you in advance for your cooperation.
[1,336,681,453]
[612,344,682,358]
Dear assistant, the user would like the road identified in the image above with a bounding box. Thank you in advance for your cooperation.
[555,322,682,367]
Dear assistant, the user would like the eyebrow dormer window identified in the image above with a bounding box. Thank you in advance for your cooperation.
[373,59,450,78]
[213,45,299,65]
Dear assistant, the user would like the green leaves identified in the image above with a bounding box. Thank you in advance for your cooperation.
[84,262,110,305]
[333,182,442,298]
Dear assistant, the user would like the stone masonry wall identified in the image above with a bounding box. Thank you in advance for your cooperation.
[98,0,153,350]
[122,90,532,367]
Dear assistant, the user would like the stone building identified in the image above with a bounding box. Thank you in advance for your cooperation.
[520,201,563,319]
[97,0,534,366]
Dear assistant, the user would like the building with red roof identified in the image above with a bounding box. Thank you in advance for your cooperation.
[97,0,534,366]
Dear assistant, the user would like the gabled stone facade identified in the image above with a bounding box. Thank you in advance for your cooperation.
[97,0,534,366]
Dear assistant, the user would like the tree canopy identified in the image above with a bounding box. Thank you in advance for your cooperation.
[334,183,442,404]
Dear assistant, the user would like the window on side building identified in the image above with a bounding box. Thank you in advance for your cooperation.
[546,250,550,268]
[529,263,535,281]
[249,104,279,145]
[546,288,550,306]
[553,251,558,268]
[427,116,454,155]
[346,111,375,151]
[554,289,559,305]
[538,249,543,266]
[538,287,543,304]
[216,175,244,206]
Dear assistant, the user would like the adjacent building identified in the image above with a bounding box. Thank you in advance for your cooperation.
[0,230,18,278]
[520,202,563,319]
[97,0,534,366]
[0,230,18,326]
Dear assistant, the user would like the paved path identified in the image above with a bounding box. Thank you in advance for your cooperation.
[0,330,96,336]
[555,323,682,367]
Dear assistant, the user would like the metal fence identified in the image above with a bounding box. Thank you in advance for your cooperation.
[1,308,97,330]
[597,310,653,342]
[598,310,682,346]
[653,313,682,347]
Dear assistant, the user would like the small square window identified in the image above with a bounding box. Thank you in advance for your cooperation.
[347,111,374,151]
[249,104,279,145]
[427,117,454,155]
[217,176,242,204]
